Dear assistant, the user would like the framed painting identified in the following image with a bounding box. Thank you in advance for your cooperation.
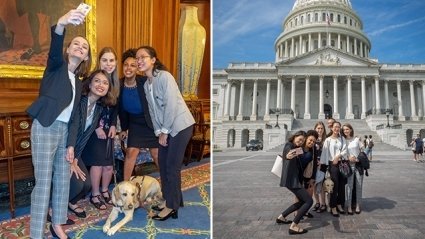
[0,0,97,79]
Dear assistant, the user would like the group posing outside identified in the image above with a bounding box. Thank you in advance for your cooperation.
[277,118,371,235]
[27,9,194,239]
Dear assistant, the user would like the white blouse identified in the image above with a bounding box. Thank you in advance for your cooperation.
[346,137,362,163]
[320,135,348,165]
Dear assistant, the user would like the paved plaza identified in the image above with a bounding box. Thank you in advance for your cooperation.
[213,146,425,238]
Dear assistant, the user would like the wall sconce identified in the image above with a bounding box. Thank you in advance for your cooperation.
[325,89,329,98]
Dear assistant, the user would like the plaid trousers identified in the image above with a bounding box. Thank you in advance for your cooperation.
[30,119,70,239]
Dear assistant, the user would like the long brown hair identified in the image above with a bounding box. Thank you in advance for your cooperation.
[314,121,327,146]
[81,70,115,107]
[63,36,92,78]
[95,47,120,105]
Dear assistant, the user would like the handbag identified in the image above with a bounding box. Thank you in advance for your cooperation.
[338,160,352,178]
[303,160,314,178]
[271,154,283,178]
[303,148,315,178]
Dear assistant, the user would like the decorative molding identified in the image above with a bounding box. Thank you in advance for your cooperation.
[314,53,341,65]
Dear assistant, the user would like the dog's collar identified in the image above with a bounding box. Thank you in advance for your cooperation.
[113,202,123,211]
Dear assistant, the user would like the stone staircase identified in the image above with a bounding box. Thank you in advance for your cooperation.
[289,119,405,152]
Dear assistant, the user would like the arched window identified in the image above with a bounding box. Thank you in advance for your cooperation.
[322,12,326,22]
[338,14,341,22]
[330,13,334,22]
[350,19,352,26]
[301,16,304,24]
[315,13,318,22]
[295,18,298,26]
[344,16,347,24]
[307,14,310,23]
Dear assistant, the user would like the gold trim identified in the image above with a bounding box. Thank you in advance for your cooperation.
[0,0,97,79]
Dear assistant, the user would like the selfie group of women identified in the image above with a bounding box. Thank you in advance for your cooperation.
[277,119,370,235]
[27,9,194,239]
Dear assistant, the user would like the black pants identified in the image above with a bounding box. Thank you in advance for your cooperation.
[159,125,193,210]
[329,163,346,208]
[69,158,91,204]
[281,187,313,224]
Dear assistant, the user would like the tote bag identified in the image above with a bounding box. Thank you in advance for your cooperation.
[271,154,283,178]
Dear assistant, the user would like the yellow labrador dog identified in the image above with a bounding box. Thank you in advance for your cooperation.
[323,172,334,212]
[103,181,139,236]
[129,175,163,207]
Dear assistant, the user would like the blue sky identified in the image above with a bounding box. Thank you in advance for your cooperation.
[213,0,425,68]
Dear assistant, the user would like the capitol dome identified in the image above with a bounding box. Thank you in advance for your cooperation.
[275,0,370,62]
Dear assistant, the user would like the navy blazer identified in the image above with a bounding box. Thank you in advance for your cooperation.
[67,96,103,159]
[280,142,303,189]
[118,75,154,131]
[27,26,82,127]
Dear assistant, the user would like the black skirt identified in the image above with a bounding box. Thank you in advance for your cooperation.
[127,113,159,148]
[81,131,112,167]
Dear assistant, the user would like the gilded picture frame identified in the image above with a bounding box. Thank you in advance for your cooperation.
[0,0,97,79]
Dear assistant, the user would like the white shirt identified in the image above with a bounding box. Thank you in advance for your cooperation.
[56,71,76,123]
[320,135,348,165]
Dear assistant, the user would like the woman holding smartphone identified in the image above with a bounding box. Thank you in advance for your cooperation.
[276,130,311,235]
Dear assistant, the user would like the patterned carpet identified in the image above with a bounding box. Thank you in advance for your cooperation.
[0,163,210,239]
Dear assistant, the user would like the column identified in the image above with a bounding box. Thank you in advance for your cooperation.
[230,84,237,118]
[416,84,423,117]
[299,34,303,55]
[384,79,389,110]
[374,76,381,112]
[333,75,340,119]
[346,75,354,119]
[318,33,321,49]
[354,38,357,55]
[346,35,350,53]
[409,80,419,120]
[360,41,364,57]
[422,81,425,118]
[304,76,311,119]
[308,33,312,52]
[276,78,282,109]
[328,32,331,46]
[361,76,366,119]
[281,81,286,109]
[291,76,296,117]
[264,80,271,121]
[397,80,405,121]
[250,80,258,121]
[337,34,341,49]
[285,40,288,58]
[318,75,325,119]
[236,80,245,121]
[291,37,294,57]
[223,81,231,120]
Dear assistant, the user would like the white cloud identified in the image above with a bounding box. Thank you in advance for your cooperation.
[367,16,425,37]
[214,0,291,46]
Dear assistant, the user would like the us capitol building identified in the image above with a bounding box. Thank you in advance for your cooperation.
[212,0,425,150]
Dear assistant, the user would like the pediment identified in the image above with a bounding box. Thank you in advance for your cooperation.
[278,47,378,67]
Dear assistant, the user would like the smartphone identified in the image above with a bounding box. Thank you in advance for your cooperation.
[295,147,303,155]
[77,3,92,16]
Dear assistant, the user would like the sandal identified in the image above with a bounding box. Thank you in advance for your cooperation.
[289,227,308,235]
[101,190,113,205]
[312,203,320,211]
[317,205,327,213]
[68,204,87,218]
[90,195,107,210]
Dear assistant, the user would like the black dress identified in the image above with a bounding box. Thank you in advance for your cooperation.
[81,106,117,166]
[119,76,158,149]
